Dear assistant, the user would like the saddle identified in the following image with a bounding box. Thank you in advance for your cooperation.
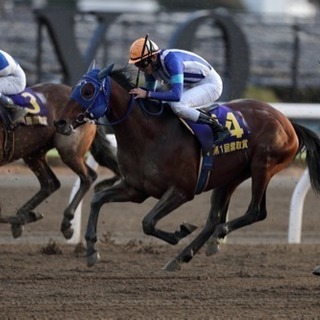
[180,104,251,194]
[0,87,49,130]
[0,88,49,163]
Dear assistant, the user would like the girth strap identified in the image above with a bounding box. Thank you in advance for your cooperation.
[0,106,15,164]
[2,129,15,164]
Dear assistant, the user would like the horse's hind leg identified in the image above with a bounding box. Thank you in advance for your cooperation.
[9,155,60,238]
[206,191,232,256]
[211,190,267,241]
[164,184,236,271]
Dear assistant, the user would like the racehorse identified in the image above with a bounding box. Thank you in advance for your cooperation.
[55,64,320,271]
[0,82,120,240]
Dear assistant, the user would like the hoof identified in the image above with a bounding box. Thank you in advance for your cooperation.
[181,222,197,234]
[163,258,181,272]
[11,223,23,238]
[62,227,74,240]
[175,222,198,241]
[29,211,44,222]
[87,251,100,268]
[206,238,221,256]
[8,215,24,225]
[313,266,320,276]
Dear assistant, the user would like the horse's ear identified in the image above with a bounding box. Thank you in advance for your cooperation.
[98,63,115,79]
[87,60,97,72]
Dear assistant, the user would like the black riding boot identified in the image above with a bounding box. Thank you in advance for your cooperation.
[197,113,231,144]
[0,93,28,125]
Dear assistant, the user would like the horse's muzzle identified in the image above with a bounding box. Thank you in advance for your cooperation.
[54,119,74,136]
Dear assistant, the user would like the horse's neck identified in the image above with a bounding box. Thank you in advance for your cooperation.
[109,96,169,148]
[110,97,151,134]
[108,79,179,148]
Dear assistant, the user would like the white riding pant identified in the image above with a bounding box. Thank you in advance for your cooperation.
[169,70,223,122]
[0,65,26,95]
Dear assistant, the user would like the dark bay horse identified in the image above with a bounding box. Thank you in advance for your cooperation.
[55,65,320,271]
[0,82,120,240]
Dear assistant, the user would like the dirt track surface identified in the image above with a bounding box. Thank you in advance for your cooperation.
[0,163,320,319]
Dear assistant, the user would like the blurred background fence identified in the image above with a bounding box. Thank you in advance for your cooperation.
[1,0,320,101]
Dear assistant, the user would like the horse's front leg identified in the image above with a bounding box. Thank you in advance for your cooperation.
[60,164,97,239]
[86,180,147,267]
[141,187,197,245]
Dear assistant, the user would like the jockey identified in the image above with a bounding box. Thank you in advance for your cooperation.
[0,49,28,126]
[128,37,231,144]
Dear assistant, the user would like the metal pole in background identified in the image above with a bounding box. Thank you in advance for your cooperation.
[290,23,300,101]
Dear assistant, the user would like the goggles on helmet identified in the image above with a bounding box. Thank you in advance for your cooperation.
[134,58,151,69]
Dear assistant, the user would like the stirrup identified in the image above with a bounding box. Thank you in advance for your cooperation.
[9,108,28,124]
[0,93,14,106]
[214,128,231,144]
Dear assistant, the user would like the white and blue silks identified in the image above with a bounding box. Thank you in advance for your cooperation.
[144,49,223,122]
[0,50,26,95]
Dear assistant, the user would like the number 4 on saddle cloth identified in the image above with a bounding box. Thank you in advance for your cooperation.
[181,104,251,194]
[0,88,48,130]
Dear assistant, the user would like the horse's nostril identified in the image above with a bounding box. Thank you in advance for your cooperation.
[54,120,66,128]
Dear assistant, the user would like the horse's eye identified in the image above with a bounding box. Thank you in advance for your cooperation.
[81,83,95,100]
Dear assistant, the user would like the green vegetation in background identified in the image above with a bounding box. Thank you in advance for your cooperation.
[244,85,280,102]
[46,0,77,7]
[244,86,320,103]
[157,0,244,11]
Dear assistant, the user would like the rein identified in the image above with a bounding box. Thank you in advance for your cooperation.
[138,100,164,116]
[94,95,164,127]
[89,76,164,127]
[96,95,136,126]
[73,71,165,127]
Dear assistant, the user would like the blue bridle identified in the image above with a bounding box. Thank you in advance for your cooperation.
[70,68,136,126]
[71,68,110,121]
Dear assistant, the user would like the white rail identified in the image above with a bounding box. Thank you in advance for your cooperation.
[288,169,310,243]
[271,103,320,243]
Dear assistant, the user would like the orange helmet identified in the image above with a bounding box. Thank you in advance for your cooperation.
[128,38,160,64]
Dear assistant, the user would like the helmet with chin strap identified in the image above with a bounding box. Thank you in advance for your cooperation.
[128,38,160,64]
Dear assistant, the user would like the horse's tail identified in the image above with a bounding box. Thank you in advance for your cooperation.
[90,125,121,177]
[292,121,320,194]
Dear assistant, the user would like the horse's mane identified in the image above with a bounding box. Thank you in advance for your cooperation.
[109,67,135,91]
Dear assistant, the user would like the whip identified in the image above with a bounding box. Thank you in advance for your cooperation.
[135,33,149,87]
